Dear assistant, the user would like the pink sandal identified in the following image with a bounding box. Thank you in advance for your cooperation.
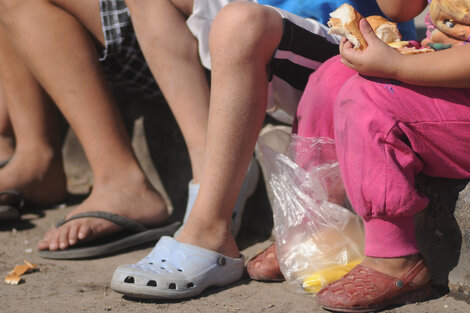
[316,255,432,312]
[246,243,285,281]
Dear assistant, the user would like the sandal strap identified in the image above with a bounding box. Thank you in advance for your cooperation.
[0,190,22,197]
[399,255,427,286]
[0,190,24,208]
[56,211,148,233]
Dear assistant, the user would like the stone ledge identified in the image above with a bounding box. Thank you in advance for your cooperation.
[415,177,470,296]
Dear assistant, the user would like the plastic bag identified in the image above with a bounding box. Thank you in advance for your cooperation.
[255,126,364,293]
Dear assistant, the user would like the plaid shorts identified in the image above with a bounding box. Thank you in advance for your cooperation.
[99,0,161,98]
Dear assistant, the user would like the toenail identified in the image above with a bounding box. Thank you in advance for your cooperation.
[69,239,76,245]
[78,232,85,239]
[60,243,67,249]
[50,243,58,250]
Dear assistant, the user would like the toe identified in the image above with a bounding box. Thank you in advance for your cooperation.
[37,228,55,250]
[77,222,93,241]
[58,225,71,250]
[68,223,79,246]
[48,231,60,251]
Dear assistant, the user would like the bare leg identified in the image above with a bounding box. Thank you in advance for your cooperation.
[0,83,14,161]
[0,25,66,204]
[176,2,283,257]
[0,0,168,250]
[126,0,208,183]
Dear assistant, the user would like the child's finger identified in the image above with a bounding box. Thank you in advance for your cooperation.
[359,18,380,45]
[339,37,353,54]
[339,38,357,61]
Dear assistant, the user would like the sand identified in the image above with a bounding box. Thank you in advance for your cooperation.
[1,199,469,313]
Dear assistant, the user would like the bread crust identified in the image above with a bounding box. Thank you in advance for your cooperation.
[328,4,433,54]
[328,4,367,50]
[366,16,401,43]
[365,15,391,30]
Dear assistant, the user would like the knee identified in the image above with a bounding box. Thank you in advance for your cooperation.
[209,2,282,62]
[335,80,365,123]
[333,76,387,137]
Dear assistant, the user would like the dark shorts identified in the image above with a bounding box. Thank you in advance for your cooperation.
[99,0,160,98]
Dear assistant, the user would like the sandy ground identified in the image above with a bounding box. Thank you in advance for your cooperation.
[1,182,470,313]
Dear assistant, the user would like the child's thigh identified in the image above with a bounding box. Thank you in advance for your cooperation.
[336,75,470,178]
[294,55,356,138]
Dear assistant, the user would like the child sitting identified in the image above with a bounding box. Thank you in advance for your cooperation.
[294,0,470,310]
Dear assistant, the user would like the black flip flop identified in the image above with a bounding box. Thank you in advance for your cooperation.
[0,190,24,222]
[38,211,181,260]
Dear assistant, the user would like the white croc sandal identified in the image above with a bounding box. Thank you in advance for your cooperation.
[110,236,245,299]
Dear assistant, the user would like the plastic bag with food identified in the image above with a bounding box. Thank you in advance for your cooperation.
[255,127,364,293]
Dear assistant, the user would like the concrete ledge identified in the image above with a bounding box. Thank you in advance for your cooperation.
[415,176,470,296]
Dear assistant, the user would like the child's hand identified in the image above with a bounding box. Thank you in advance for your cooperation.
[340,19,403,79]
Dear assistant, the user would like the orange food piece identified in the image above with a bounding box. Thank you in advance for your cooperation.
[5,260,38,285]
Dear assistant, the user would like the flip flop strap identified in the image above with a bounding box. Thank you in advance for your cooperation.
[0,190,23,197]
[56,211,148,233]
[0,190,24,207]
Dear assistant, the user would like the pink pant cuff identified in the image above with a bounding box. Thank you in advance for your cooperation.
[363,216,419,257]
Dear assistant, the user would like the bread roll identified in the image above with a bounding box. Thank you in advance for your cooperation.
[328,4,367,50]
[366,15,401,43]
[328,4,434,54]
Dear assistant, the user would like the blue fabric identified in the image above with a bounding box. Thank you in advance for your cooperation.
[258,0,417,40]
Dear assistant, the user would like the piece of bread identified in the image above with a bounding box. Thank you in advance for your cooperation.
[396,46,435,55]
[328,4,367,50]
[388,41,434,54]
[388,41,410,49]
[365,15,401,43]
[328,4,434,55]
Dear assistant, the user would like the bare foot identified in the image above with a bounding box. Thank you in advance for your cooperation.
[37,177,169,251]
[361,254,431,286]
[175,215,240,258]
[0,146,67,205]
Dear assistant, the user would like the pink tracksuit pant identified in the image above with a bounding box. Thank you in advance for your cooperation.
[293,55,470,257]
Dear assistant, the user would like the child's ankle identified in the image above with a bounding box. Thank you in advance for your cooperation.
[362,254,430,285]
